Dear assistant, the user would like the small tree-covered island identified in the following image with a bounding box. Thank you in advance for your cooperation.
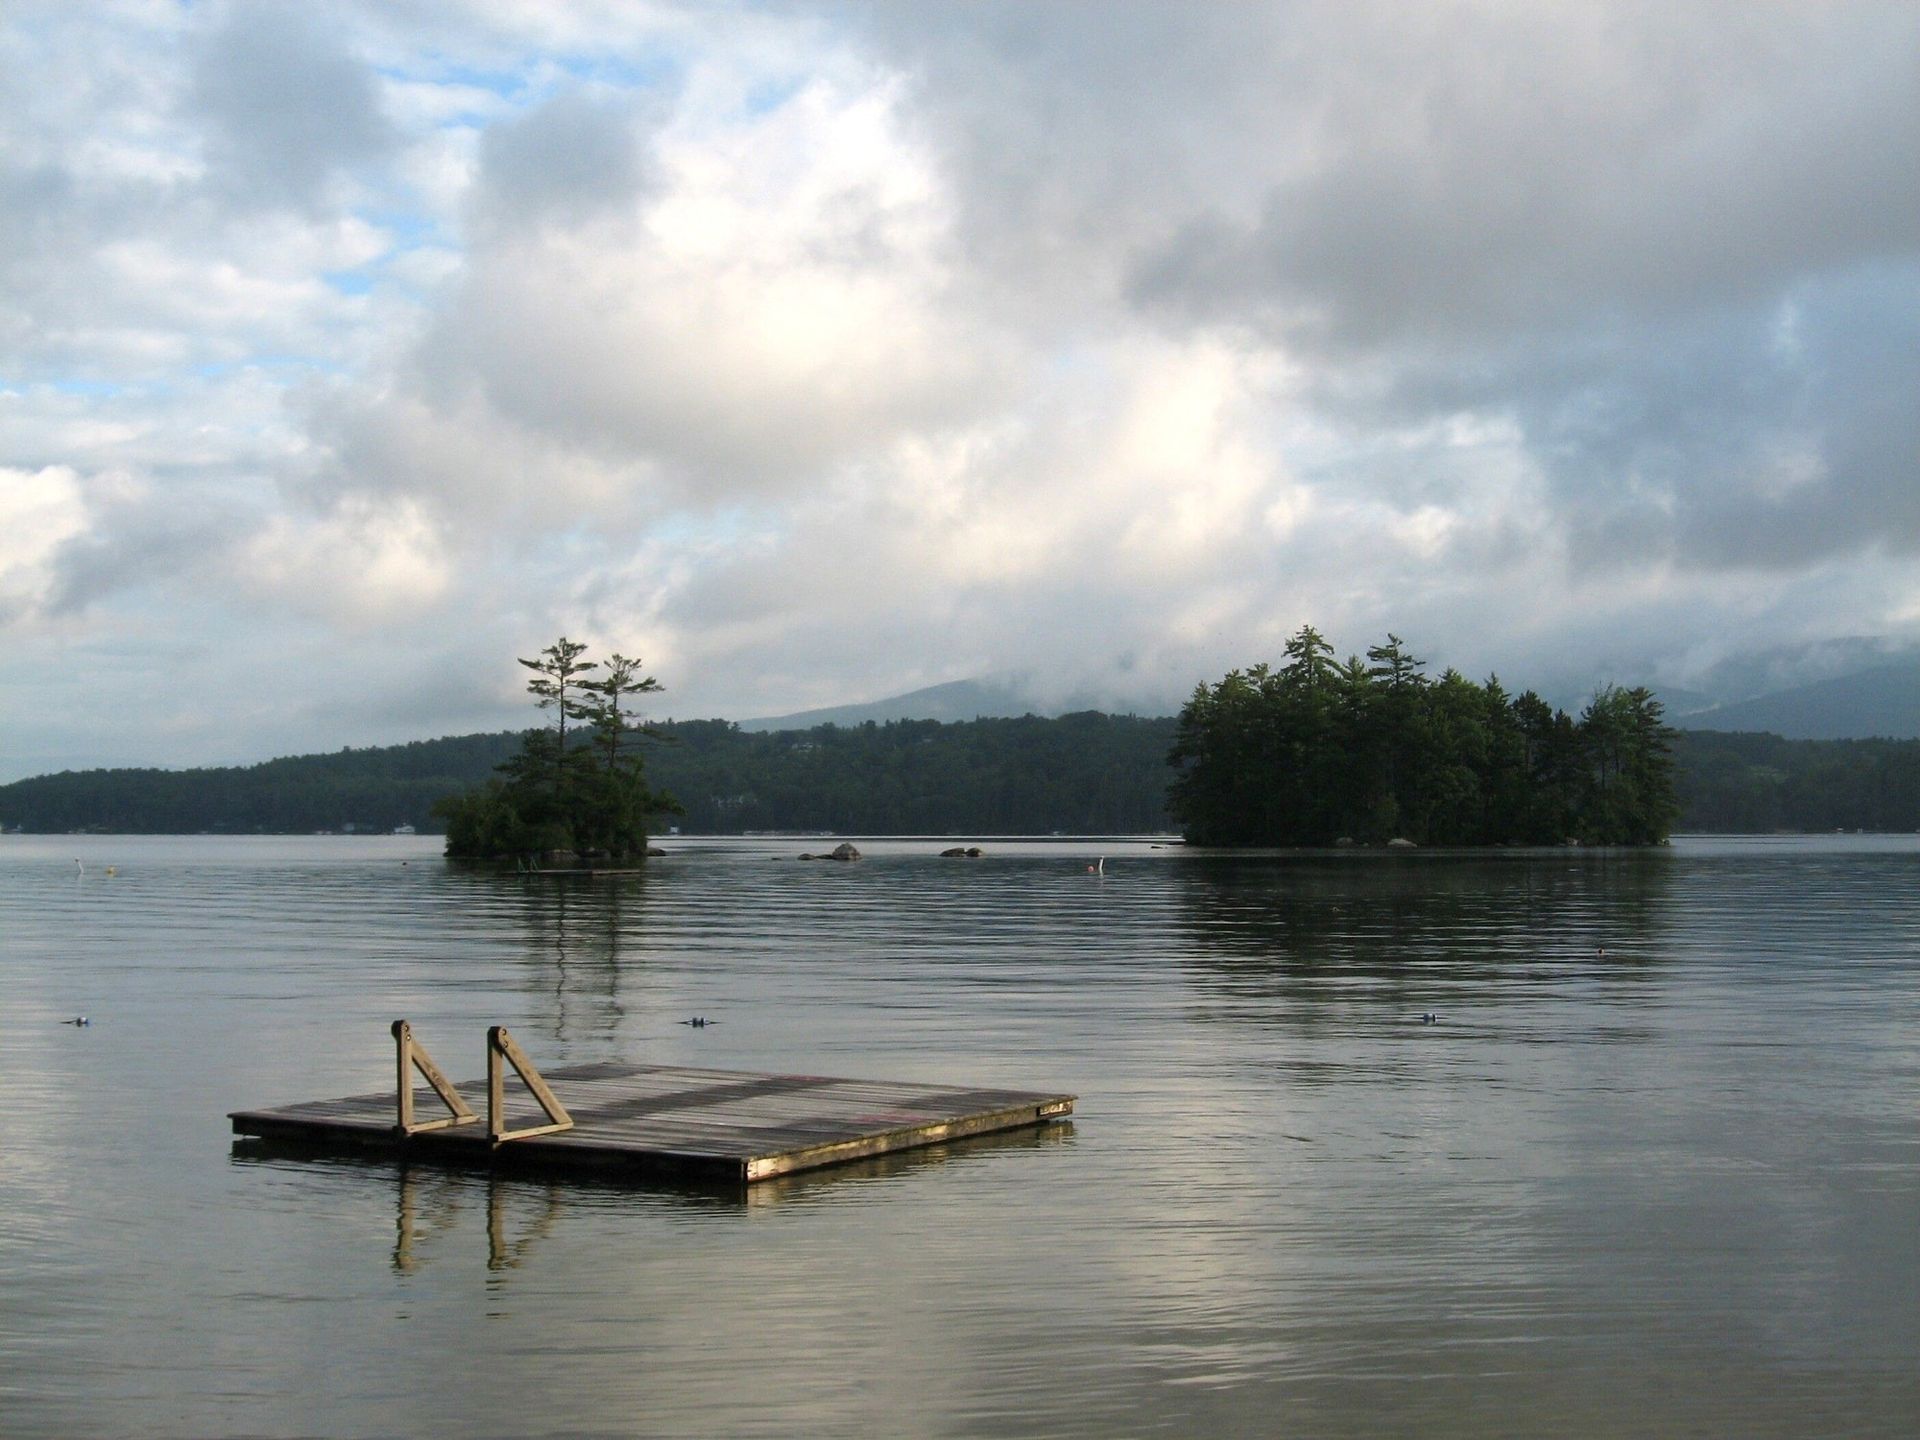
[434,638,679,864]
[1168,626,1679,847]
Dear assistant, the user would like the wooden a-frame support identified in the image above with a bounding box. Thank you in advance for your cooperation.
[393,1019,478,1135]
[487,1024,574,1143]
[393,1020,574,1144]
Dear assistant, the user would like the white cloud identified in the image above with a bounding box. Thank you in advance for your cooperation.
[0,465,88,622]
[235,496,451,624]
[377,64,1001,500]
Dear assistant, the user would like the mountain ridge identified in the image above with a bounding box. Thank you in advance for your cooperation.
[741,676,1174,731]
[1672,658,1920,740]
[741,654,1920,742]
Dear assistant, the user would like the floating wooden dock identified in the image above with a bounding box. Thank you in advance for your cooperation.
[231,1057,1075,1185]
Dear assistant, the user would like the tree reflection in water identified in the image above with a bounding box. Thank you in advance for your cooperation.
[1172,850,1676,1028]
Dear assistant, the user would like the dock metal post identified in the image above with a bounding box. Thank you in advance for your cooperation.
[486,1025,574,1143]
[393,1019,479,1135]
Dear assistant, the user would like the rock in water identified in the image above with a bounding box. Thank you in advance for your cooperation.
[800,843,863,861]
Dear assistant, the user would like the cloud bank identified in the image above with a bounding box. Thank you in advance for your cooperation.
[2,1,1916,778]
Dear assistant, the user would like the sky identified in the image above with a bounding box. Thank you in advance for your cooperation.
[2,1,1917,780]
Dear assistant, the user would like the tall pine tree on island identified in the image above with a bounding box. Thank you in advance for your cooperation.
[436,637,678,863]
[1168,625,1679,847]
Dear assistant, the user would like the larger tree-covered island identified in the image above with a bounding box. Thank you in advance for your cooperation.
[435,638,678,863]
[1168,626,1678,847]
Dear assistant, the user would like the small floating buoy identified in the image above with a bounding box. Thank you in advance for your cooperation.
[1419,1012,1437,1025]
[64,1016,90,1027]
[681,1016,716,1028]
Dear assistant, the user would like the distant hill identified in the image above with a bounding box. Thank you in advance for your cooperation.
[1674,659,1920,740]
[0,714,1179,836]
[746,637,1920,739]
[1673,730,1920,831]
[751,646,1920,743]
[742,674,1178,731]
[0,732,522,836]
[740,678,1044,731]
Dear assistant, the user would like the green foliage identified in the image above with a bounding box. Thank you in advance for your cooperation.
[1672,730,1920,831]
[654,711,1175,834]
[435,779,562,857]
[441,637,675,863]
[1168,626,1680,847]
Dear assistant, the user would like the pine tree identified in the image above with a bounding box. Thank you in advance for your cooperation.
[439,636,674,862]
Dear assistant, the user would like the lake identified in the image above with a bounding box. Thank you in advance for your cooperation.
[2,833,1916,1437]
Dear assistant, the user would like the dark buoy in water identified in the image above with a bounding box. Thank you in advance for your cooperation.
[64,1016,90,1027]
[1419,1012,1437,1024]
[681,1016,715,1028]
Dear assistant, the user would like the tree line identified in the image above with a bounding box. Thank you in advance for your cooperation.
[0,712,1178,836]
[5,701,1918,840]
[1675,729,1920,832]
[1168,627,1678,845]
[0,735,513,836]
[659,711,1173,834]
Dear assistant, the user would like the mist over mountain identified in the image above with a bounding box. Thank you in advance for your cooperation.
[742,675,1177,731]
[1669,635,1920,706]
[1672,659,1920,741]
[742,637,1920,742]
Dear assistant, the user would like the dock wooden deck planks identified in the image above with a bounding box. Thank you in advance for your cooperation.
[230,1062,1075,1183]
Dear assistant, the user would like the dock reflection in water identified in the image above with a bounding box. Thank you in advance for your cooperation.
[231,1121,1079,1275]
[390,1168,563,1276]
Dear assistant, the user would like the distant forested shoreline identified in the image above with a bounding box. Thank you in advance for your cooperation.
[0,713,1176,837]
[3,715,1919,839]
[1673,730,1920,832]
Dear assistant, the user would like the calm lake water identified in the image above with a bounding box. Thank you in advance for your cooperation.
[2,833,1917,1438]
